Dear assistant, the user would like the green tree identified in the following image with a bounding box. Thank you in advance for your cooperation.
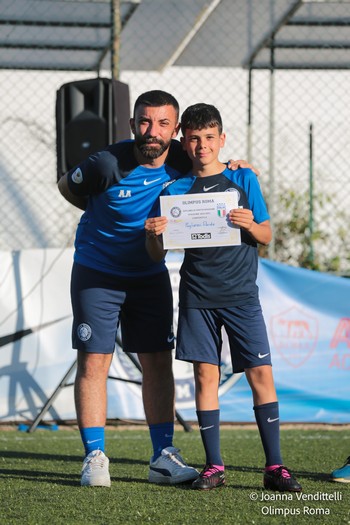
[259,187,350,274]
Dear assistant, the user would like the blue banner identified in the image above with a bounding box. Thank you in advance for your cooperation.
[0,250,349,424]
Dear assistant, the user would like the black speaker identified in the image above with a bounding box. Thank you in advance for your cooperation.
[56,77,131,180]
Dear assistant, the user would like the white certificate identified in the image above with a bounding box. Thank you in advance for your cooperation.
[160,192,241,249]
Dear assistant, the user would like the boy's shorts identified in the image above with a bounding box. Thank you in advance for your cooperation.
[71,263,174,354]
[175,305,271,373]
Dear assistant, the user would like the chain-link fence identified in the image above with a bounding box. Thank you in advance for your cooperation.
[1,0,349,275]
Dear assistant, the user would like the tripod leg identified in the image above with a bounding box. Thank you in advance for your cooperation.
[27,360,77,433]
[174,410,193,433]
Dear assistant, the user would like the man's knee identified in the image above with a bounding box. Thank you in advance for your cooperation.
[138,351,173,379]
[77,352,112,379]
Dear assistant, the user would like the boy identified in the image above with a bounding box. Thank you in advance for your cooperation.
[145,103,302,492]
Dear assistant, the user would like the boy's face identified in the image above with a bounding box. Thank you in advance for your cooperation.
[181,126,225,167]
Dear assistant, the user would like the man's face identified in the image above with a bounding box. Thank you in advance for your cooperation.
[130,104,179,159]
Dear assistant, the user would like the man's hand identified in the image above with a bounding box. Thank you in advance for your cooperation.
[227,159,260,176]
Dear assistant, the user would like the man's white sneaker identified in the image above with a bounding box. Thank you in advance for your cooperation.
[81,450,111,487]
[148,446,199,484]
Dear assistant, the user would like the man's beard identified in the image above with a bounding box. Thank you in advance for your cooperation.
[135,136,170,159]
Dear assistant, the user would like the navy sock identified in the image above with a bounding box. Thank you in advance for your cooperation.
[80,426,105,456]
[149,422,174,460]
[254,402,282,466]
[197,409,223,466]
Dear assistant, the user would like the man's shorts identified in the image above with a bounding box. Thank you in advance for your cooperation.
[175,305,271,373]
[71,263,175,354]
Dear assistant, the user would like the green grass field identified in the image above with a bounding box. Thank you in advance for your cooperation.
[0,426,349,525]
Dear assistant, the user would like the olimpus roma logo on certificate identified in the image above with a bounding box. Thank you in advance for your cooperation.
[160,191,241,249]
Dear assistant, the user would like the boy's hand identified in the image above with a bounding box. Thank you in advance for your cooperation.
[227,159,260,176]
[229,208,254,232]
[145,216,168,238]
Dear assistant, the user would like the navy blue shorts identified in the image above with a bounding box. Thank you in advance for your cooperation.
[71,263,175,354]
[175,305,271,373]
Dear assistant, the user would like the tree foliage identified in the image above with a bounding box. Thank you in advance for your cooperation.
[259,186,350,275]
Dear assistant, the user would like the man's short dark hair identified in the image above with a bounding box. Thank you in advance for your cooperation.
[181,103,223,135]
[133,90,180,120]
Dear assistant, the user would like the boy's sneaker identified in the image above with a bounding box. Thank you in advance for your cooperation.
[81,450,111,487]
[264,465,302,492]
[192,465,225,490]
[148,446,199,484]
[330,457,350,483]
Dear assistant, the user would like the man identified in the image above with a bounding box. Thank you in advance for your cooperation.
[58,90,253,487]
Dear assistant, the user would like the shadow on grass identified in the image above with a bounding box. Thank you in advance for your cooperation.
[226,464,334,485]
[175,482,259,491]
[285,469,333,483]
[0,450,83,462]
[1,455,335,488]
[0,467,166,487]
[0,467,79,486]
[0,466,335,489]
[0,452,153,487]
[0,450,149,465]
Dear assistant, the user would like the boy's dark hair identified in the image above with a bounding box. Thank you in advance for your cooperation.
[133,90,180,119]
[180,103,223,135]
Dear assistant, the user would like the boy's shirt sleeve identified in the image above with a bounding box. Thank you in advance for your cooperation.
[239,169,270,223]
[148,178,185,219]
[162,176,195,196]
[149,182,175,218]
[148,197,161,218]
